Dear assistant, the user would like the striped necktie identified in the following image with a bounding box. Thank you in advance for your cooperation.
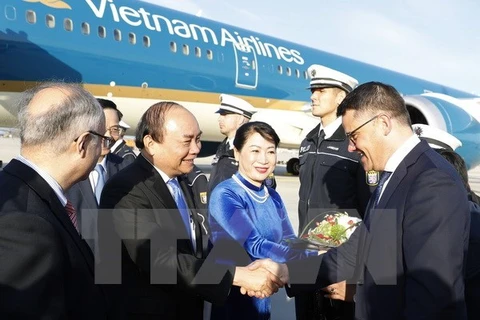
[65,199,79,232]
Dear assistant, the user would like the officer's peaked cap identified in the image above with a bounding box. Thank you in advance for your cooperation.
[216,94,257,119]
[412,123,462,151]
[307,64,358,93]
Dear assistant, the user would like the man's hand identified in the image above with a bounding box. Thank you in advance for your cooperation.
[322,280,356,302]
[237,258,289,297]
[248,258,289,284]
[233,264,283,299]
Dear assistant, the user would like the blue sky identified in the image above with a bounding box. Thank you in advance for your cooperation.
[142,0,480,95]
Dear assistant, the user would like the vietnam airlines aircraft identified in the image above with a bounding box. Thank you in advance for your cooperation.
[1,0,480,173]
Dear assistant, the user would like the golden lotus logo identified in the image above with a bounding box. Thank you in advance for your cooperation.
[23,0,72,9]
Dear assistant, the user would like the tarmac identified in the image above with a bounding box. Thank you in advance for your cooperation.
[2,136,480,319]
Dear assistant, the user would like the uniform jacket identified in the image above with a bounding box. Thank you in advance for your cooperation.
[297,124,372,233]
[208,139,238,192]
[288,141,470,320]
[0,160,112,319]
[111,140,136,166]
[98,155,234,319]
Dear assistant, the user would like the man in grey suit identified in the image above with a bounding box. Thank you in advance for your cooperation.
[249,82,470,320]
[0,82,116,318]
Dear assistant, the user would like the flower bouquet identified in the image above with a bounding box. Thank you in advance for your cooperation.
[287,211,362,251]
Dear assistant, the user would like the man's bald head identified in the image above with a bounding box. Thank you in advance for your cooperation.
[17,82,103,153]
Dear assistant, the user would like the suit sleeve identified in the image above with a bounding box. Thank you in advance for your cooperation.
[0,212,65,318]
[100,180,234,304]
[403,169,469,319]
[285,224,359,296]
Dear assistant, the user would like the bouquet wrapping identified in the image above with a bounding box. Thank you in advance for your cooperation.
[288,211,362,250]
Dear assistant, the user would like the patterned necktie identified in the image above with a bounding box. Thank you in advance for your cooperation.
[94,164,105,204]
[167,179,191,239]
[364,171,392,228]
[65,199,79,232]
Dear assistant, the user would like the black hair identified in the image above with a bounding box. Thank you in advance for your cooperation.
[233,121,280,151]
[337,81,411,126]
[135,101,182,149]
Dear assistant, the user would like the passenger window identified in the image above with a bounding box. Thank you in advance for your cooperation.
[143,36,150,47]
[98,26,106,38]
[304,71,308,79]
[183,44,189,55]
[195,47,201,58]
[170,41,177,53]
[206,49,213,60]
[286,67,291,76]
[277,65,283,74]
[129,32,136,45]
[5,5,17,21]
[64,18,73,32]
[26,10,36,24]
[114,29,121,41]
[46,14,55,28]
[295,69,300,78]
[81,22,90,35]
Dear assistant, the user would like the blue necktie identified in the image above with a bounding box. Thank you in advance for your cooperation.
[94,164,105,204]
[364,171,392,228]
[167,179,191,239]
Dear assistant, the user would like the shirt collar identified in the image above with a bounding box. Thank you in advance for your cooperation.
[15,155,67,206]
[141,153,174,184]
[384,134,421,173]
[321,117,342,139]
[226,138,234,150]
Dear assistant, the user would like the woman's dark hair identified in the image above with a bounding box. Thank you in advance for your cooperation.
[233,121,280,151]
[436,149,480,204]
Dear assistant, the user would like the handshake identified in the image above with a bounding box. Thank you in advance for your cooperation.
[232,259,289,298]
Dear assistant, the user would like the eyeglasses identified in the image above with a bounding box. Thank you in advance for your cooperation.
[345,114,382,144]
[107,125,125,135]
[74,130,114,148]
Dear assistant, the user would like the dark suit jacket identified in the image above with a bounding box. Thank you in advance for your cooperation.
[287,140,470,320]
[98,155,234,319]
[67,153,130,252]
[0,159,111,319]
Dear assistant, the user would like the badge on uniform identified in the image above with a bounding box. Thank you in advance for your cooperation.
[366,170,379,186]
[200,192,207,204]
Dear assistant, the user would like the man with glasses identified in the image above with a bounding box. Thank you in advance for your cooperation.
[295,65,373,320]
[67,98,131,253]
[0,82,116,317]
[109,104,137,164]
[253,82,470,320]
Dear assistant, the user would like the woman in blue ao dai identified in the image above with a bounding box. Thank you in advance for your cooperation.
[209,122,317,320]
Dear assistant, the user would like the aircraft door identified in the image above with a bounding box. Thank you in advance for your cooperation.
[233,43,258,89]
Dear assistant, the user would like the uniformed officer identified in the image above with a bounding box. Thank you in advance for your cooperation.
[295,65,373,320]
[208,94,277,192]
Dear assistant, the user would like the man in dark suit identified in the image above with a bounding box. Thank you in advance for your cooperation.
[98,101,282,319]
[249,82,470,319]
[67,99,130,253]
[0,82,117,318]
